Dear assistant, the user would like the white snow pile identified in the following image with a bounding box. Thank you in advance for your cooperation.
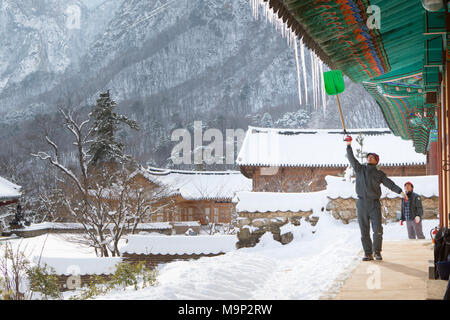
[0,175,21,200]
[234,190,326,213]
[33,257,122,275]
[0,234,98,259]
[121,235,237,255]
[237,127,426,167]
[326,175,438,199]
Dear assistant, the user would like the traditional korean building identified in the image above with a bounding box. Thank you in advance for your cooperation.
[131,167,252,225]
[237,127,428,192]
[0,176,21,207]
[0,176,21,232]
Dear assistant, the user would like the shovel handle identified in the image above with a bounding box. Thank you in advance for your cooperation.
[336,95,347,134]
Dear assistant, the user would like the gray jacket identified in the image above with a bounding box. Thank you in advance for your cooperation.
[346,146,402,199]
[401,192,423,221]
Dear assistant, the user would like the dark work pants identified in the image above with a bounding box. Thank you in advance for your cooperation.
[357,198,383,255]
[406,220,425,239]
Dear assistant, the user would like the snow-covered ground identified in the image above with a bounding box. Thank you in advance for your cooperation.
[0,211,439,300]
[96,215,438,300]
[0,234,97,259]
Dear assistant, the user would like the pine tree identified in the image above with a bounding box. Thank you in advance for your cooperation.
[88,90,139,167]
[260,113,274,127]
[274,109,310,128]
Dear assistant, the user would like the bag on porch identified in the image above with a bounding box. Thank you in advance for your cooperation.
[434,227,450,279]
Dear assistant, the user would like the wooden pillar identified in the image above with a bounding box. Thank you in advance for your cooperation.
[438,107,444,227]
[442,45,450,228]
[445,59,450,228]
[427,141,439,175]
[439,4,450,229]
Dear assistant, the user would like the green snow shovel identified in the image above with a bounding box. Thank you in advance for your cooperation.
[323,70,350,140]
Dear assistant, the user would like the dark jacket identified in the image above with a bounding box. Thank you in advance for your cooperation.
[401,192,423,221]
[346,146,402,199]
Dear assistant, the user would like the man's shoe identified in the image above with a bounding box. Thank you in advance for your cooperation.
[362,253,374,261]
[374,253,382,261]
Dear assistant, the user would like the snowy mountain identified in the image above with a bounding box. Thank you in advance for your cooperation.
[0,0,123,120]
[0,0,386,165]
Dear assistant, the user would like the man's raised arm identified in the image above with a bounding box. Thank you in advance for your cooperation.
[346,143,361,172]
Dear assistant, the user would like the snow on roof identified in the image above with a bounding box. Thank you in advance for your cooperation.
[326,175,439,199]
[34,257,122,275]
[137,167,252,201]
[233,191,324,213]
[236,127,426,167]
[0,176,21,201]
[121,235,237,255]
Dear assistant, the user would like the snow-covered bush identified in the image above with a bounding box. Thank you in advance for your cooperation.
[26,264,61,300]
[70,262,157,300]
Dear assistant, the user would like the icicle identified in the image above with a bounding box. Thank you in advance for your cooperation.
[319,61,327,116]
[250,0,260,19]
[316,55,320,110]
[294,37,303,106]
[315,54,320,111]
[312,53,316,110]
[249,0,298,48]
[300,38,308,105]
[249,0,329,114]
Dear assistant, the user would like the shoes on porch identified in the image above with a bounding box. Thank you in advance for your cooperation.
[374,252,383,261]
[362,253,374,261]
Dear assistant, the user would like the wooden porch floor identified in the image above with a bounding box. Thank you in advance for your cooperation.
[324,240,434,300]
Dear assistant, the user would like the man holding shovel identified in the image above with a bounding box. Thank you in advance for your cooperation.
[346,137,407,261]
[324,69,406,260]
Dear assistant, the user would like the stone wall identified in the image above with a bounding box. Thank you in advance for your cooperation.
[6,226,174,238]
[57,274,113,291]
[326,196,439,224]
[236,211,318,249]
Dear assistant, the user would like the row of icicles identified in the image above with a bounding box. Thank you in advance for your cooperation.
[250,0,328,115]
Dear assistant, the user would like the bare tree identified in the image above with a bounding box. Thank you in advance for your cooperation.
[32,107,173,256]
[0,241,30,300]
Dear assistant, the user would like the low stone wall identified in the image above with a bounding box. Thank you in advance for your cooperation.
[57,274,113,291]
[236,211,318,249]
[7,226,173,238]
[4,222,203,238]
[326,196,439,224]
[122,253,223,269]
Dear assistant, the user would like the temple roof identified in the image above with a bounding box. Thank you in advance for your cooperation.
[135,167,252,201]
[0,175,21,202]
[237,126,427,167]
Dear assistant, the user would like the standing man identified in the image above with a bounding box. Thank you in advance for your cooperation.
[346,137,406,261]
[400,182,425,239]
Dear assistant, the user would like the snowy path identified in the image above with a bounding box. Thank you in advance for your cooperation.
[100,215,363,300]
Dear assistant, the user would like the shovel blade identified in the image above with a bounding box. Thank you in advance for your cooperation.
[324,70,345,95]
